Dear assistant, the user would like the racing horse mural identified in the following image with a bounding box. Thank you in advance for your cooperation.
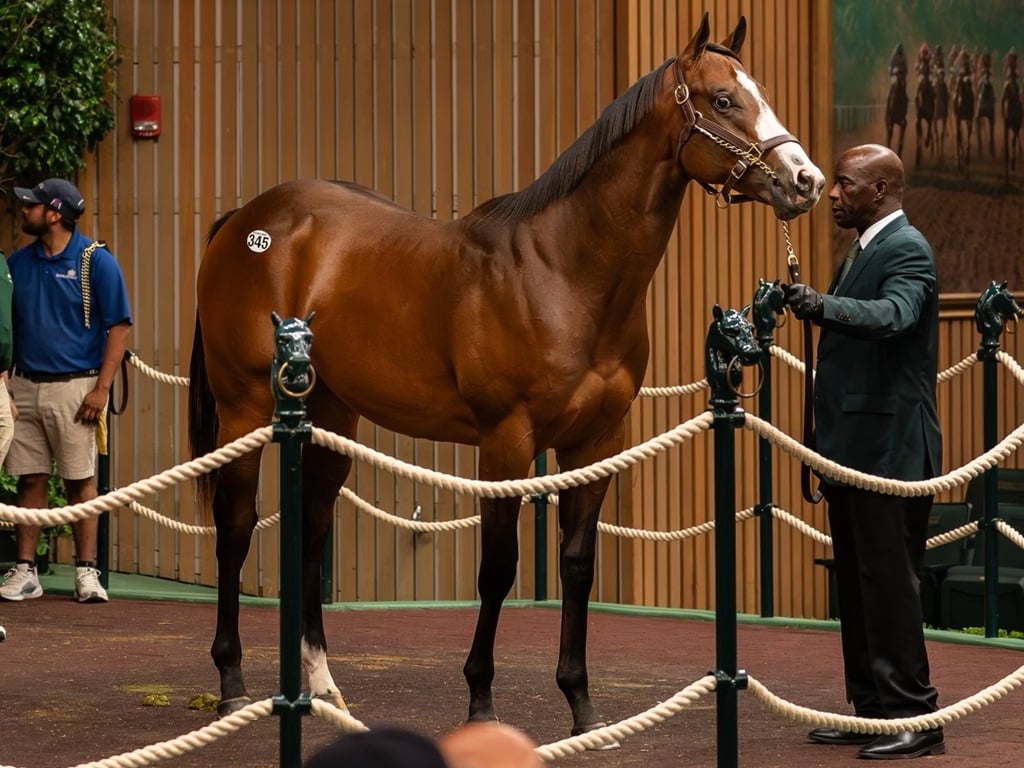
[1003,67,1022,177]
[188,14,824,735]
[953,62,975,173]
[886,69,909,157]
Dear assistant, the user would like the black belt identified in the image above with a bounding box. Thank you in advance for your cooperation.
[16,368,99,383]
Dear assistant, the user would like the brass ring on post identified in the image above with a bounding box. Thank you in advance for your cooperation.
[1006,314,1019,334]
[726,357,764,399]
[277,363,317,399]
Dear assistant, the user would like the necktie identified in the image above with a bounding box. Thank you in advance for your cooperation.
[836,239,861,290]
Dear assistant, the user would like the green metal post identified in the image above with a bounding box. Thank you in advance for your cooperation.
[270,314,315,768]
[711,393,747,768]
[704,305,756,768]
[751,278,784,619]
[980,346,999,637]
[974,283,1012,638]
[755,366,773,618]
[531,452,548,602]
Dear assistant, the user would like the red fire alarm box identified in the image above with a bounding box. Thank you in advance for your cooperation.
[130,95,161,138]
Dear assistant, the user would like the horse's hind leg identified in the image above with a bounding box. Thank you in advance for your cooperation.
[211,450,262,716]
[300,443,353,712]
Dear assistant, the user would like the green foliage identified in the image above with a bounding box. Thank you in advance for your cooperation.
[954,626,1024,640]
[0,468,71,556]
[0,0,119,192]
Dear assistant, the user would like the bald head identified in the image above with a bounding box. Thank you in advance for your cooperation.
[829,144,906,232]
[438,723,543,768]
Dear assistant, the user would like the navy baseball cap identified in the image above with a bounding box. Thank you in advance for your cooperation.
[13,178,85,220]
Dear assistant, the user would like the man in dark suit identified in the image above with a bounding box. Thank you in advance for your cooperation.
[785,144,944,759]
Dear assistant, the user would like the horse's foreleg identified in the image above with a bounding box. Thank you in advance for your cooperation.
[211,453,261,716]
[464,494,522,723]
[553,480,609,735]
[554,430,623,738]
[300,444,352,712]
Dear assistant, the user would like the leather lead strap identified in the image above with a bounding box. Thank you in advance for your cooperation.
[787,258,823,505]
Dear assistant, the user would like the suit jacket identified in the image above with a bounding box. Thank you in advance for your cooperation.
[814,214,942,483]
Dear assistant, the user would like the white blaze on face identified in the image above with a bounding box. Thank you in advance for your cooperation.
[734,68,824,201]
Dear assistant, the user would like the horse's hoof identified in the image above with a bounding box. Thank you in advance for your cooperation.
[573,720,618,753]
[571,722,621,751]
[216,696,252,717]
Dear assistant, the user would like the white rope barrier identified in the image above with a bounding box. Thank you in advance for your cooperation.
[125,352,190,388]
[3,343,1018,767]
[744,413,1024,498]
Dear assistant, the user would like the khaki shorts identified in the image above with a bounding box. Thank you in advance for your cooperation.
[5,376,97,480]
[0,386,13,467]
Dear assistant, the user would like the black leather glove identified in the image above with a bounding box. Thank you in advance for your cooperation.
[784,282,824,321]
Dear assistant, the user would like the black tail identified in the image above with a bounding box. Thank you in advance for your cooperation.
[188,312,219,511]
[188,209,239,510]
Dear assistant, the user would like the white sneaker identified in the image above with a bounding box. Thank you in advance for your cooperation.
[0,563,43,601]
[74,566,109,603]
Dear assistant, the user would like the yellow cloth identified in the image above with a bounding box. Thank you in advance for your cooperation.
[95,407,109,456]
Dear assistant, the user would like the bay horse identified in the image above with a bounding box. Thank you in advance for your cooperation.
[932,70,949,167]
[188,13,823,735]
[914,66,935,168]
[885,70,909,157]
[1002,73,1022,176]
[953,70,974,173]
[976,69,996,157]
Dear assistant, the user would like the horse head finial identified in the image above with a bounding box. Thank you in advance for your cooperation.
[975,280,1022,351]
[271,312,317,411]
[705,304,762,407]
[751,278,787,344]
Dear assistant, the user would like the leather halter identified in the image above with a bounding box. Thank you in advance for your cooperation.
[672,56,799,207]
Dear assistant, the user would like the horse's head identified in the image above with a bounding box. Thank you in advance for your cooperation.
[975,281,1023,349]
[705,304,762,402]
[669,13,824,220]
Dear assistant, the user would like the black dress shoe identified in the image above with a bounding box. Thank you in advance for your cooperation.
[808,727,875,745]
[857,729,945,759]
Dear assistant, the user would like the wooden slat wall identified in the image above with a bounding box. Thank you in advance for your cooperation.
[617,0,834,616]
[4,0,1021,619]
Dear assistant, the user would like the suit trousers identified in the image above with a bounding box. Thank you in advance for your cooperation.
[825,484,939,718]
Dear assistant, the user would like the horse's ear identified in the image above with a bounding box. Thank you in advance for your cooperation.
[721,16,746,56]
[271,311,282,327]
[741,303,751,317]
[713,303,724,320]
[681,11,711,63]
[304,310,316,325]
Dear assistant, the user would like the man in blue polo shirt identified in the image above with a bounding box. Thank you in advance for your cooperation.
[0,178,132,603]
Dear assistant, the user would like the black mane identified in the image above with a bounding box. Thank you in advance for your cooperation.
[470,58,676,225]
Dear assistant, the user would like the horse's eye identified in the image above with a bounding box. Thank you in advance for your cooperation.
[713,93,733,111]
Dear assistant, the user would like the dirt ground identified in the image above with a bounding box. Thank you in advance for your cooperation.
[1,594,1022,768]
